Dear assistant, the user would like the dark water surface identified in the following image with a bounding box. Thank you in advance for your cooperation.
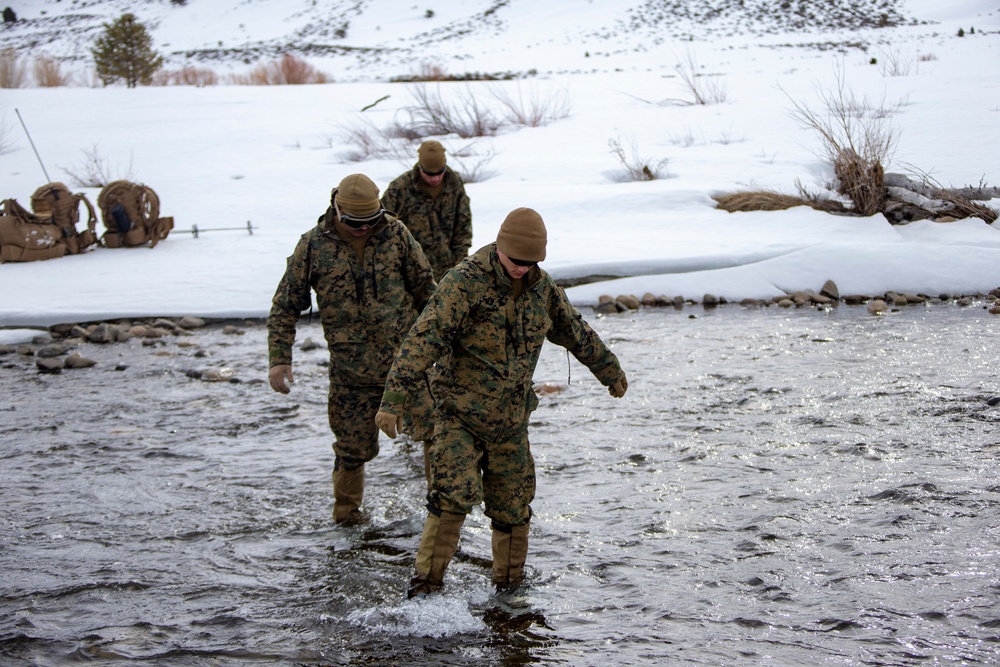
[2,305,999,666]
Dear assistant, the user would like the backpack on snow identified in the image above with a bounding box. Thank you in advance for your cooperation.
[98,180,174,248]
[0,183,98,262]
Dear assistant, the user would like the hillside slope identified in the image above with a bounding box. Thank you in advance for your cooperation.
[3,0,990,81]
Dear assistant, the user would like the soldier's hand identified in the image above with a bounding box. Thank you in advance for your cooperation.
[608,372,628,398]
[269,364,293,394]
[375,410,404,438]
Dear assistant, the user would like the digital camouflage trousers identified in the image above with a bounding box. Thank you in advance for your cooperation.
[426,418,535,527]
[328,383,381,471]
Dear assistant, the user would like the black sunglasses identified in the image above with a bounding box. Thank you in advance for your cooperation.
[339,209,385,229]
[420,166,446,176]
[509,257,538,268]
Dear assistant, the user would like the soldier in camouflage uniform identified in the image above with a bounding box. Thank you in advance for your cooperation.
[375,208,629,597]
[268,174,435,525]
[381,140,473,459]
[381,140,472,282]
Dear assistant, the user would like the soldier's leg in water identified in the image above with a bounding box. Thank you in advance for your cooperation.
[328,384,381,525]
[403,371,436,492]
[409,421,482,597]
[483,428,535,589]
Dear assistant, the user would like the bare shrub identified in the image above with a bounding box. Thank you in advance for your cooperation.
[154,66,218,86]
[407,62,449,82]
[234,54,330,85]
[62,144,135,188]
[489,83,571,127]
[402,84,503,138]
[608,136,671,182]
[0,48,27,88]
[338,117,412,162]
[784,68,898,217]
[669,50,729,106]
[33,56,71,87]
[875,46,914,77]
[449,142,497,183]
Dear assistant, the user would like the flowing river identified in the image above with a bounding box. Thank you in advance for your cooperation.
[1,303,998,666]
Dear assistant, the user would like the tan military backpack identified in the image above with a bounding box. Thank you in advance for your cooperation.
[0,182,99,262]
[98,180,174,248]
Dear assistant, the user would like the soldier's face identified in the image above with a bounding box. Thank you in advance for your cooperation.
[419,167,445,187]
[497,250,535,280]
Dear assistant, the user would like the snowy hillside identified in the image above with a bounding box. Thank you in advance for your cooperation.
[0,0,995,81]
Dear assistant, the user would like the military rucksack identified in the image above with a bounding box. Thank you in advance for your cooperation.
[98,180,174,248]
[0,182,99,262]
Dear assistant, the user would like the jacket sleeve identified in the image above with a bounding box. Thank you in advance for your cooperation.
[380,271,472,414]
[545,283,623,386]
[450,182,473,264]
[266,235,313,367]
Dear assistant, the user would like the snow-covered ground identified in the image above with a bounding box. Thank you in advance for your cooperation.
[0,0,998,329]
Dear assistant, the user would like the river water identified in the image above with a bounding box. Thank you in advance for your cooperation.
[1,303,999,666]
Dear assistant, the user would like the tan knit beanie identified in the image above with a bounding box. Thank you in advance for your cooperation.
[496,208,547,262]
[417,140,447,172]
[333,174,381,216]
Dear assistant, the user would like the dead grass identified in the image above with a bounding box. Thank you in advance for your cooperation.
[154,66,219,86]
[713,191,849,214]
[0,48,27,88]
[33,57,71,87]
[230,54,329,85]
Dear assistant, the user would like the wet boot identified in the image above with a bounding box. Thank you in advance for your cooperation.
[407,509,465,598]
[332,465,365,526]
[491,521,529,590]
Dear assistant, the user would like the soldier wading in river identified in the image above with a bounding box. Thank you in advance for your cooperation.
[381,140,474,472]
[268,174,436,525]
[375,207,629,597]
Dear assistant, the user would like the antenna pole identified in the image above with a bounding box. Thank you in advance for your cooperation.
[15,108,52,183]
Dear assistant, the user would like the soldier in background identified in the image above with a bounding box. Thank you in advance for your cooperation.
[375,208,629,597]
[381,140,473,456]
[381,140,472,282]
[268,174,435,525]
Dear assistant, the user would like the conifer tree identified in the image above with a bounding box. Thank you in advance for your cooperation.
[91,13,163,87]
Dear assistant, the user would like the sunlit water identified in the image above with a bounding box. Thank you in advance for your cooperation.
[2,304,999,666]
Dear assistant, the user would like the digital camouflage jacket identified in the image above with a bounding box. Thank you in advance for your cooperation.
[381,166,473,281]
[380,244,624,440]
[267,207,436,387]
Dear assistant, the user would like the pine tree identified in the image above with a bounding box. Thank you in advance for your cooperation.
[91,13,163,88]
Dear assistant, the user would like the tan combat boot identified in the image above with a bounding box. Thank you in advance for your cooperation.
[492,521,529,590]
[332,465,365,525]
[407,510,466,598]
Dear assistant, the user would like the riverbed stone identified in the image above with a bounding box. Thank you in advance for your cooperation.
[820,280,839,301]
[65,352,96,369]
[300,337,323,351]
[201,367,235,382]
[36,357,63,373]
[867,299,888,314]
[152,318,180,331]
[88,323,119,344]
[641,292,658,307]
[617,294,640,310]
[36,344,71,358]
[178,316,206,329]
